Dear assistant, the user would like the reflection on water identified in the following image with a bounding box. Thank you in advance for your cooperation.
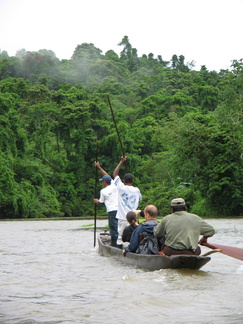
[0,219,243,324]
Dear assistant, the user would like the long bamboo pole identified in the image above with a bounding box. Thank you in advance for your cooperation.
[94,141,98,247]
[107,94,128,172]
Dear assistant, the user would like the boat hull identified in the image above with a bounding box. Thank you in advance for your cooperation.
[98,234,211,271]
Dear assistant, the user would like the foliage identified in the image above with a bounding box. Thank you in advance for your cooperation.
[0,40,242,218]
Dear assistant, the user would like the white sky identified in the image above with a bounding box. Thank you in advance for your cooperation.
[0,0,242,71]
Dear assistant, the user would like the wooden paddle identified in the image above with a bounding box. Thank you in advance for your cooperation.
[201,242,243,261]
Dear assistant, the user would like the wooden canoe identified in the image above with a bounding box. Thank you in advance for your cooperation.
[98,233,211,271]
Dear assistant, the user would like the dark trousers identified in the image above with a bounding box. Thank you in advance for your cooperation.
[108,210,118,241]
[160,245,201,256]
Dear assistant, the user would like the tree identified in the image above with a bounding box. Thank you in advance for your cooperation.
[105,50,119,61]
[0,55,22,79]
[72,43,103,61]
[70,43,104,83]
[171,54,178,69]
[118,35,138,72]
[22,50,59,83]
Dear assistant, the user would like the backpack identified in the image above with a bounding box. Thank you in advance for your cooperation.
[136,232,159,255]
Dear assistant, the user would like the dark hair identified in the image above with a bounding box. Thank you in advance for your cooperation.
[172,205,187,212]
[126,211,137,223]
[140,210,145,218]
[123,173,133,184]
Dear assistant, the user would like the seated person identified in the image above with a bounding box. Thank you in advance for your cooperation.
[154,198,215,256]
[122,211,139,243]
[122,205,159,256]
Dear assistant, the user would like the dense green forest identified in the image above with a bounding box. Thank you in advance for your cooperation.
[0,36,242,218]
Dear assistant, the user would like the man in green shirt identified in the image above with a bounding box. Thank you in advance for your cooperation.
[154,198,215,256]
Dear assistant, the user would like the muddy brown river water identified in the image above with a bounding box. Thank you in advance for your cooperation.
[0,219,242,324]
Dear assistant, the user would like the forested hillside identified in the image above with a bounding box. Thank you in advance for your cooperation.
[0,36,242,218]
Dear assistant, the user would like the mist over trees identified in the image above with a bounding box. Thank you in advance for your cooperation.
[0,36,242,218]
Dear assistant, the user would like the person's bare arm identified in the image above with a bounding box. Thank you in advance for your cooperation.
[94,161,108,176]
[113,156,127,178]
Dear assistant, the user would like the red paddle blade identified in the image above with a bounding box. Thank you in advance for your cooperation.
[202,242,243,261]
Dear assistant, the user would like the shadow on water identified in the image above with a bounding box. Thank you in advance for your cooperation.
[173,268,211,277]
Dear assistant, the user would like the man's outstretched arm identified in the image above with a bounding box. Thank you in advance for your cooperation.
[94,161,108,176]
[113,156,127,178]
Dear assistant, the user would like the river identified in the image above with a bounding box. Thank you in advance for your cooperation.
[0,218,242,324]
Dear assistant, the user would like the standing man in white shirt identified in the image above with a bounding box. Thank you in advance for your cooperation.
[113,156,142,248]
[94,162,118,247]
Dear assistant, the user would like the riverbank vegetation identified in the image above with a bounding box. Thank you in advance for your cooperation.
[0,36,242,218]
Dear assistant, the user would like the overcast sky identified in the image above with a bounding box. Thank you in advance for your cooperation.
[0,0,242,71]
